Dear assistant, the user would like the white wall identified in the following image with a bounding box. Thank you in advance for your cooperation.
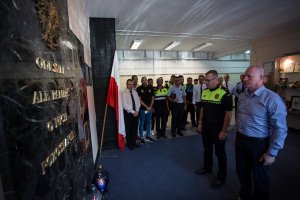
[250,28,300,66]
[118,59,249,90]
[67,0,91,67]
[67,0,98,163]
[251,28,300,83]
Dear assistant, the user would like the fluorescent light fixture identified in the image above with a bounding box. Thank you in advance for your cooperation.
[193,42,213,51]
[245,50,251,54]
[164,41,181,50]
[130,40,143,50]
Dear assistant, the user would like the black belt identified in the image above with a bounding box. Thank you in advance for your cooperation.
[236,132,268,141]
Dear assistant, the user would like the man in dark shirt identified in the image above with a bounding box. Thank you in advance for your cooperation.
[184,77,196,127]
[137,77,155,143]
[196,70,233,189]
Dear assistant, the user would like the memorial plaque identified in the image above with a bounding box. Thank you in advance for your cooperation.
[0,0,93,199]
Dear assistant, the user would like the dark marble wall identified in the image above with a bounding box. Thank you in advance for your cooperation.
[90,18,118,149]
[0,0,94,199]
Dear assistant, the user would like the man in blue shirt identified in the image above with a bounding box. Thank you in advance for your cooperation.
[168,76,186,137]
[235,65,288,200]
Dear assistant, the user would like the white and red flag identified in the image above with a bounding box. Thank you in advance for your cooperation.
[106,52,126,150]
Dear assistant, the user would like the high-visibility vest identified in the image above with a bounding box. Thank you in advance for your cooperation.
[201,86,227,104]
[154,87,168,101]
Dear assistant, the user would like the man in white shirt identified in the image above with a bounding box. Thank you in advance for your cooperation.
[193,74,207,125]
[123,79,141,150]
[222,74,234,93]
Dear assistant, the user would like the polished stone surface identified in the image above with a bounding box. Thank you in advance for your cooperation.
[0,0,94,199]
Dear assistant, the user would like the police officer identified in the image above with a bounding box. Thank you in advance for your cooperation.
[153,77,169,139]
[232,74,245,117]
[184,77,196,127]
[168,76,186,137]
[196,70,233,189]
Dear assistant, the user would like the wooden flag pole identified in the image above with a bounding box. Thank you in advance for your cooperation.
[99,103,108,158]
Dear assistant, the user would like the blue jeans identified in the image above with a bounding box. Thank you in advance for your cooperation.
[139,110,152,138]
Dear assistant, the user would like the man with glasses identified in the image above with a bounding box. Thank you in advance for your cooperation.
[196,70,233,189]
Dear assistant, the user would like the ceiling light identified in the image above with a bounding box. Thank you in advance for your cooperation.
[245,50,251,54]
[164,41,181,50]
[193,42,213,51]
[130,40,143,50]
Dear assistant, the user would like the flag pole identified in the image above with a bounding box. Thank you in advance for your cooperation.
[99,103,108,158]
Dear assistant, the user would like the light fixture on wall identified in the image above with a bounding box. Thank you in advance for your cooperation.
[193,42,213,51]
[164,41,181,50]
[130,40,143,50]
[245,50,251,54]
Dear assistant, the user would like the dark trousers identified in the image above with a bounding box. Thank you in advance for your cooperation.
[234,96,238,119]
[171,103,184,135]
[124,111,138,148]
[235,133,270,200]
[184,103,196,126]
[195,102,201,125]
[154,102,168,137]
[202,124,227,181]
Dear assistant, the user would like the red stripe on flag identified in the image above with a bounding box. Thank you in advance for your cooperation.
[106,53,126,150]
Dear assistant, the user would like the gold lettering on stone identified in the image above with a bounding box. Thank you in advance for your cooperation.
[32,91,51,104]
[32,89,69,104]
[46,113,68,132]
[41,131,75,175]
[35,57,64,74]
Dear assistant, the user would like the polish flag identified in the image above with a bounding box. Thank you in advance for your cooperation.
[106,52,126,150]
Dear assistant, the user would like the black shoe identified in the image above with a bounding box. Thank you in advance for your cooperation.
[140,138,146,144]
[161,135,167,139]
[177,132,183,136]
[211,179,225,189]
[172,133,176,137]
[195,168,212,175]
[133,143,140,148]
[128,146,134,150]
[181,127,186,131]
[192,124,197,127]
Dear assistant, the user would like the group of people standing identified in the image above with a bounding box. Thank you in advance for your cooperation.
[122,65,288,200]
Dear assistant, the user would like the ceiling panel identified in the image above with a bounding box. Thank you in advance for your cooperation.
[87,0,300,58]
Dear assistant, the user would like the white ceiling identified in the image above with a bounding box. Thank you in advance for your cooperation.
[87,0,300,58]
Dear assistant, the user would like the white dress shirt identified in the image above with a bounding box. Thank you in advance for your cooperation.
[192,83,207,104]
[123,89,141,113]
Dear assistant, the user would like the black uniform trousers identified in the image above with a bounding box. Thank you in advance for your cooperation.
[154,100,168,137]
[202,124,227,182]
[235,133,270,200]
[171,103,184,135]
[195,102,201,125]
[184,103,196,126]
[234,96,239,119]
[123,110,139,148]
